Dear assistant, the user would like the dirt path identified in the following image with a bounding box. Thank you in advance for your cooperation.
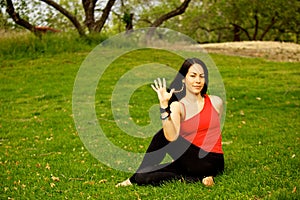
[193,41,300,62]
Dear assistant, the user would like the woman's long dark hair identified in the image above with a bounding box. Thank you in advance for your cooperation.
[168,58,209,104]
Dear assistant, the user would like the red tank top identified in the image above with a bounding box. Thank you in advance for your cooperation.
[179,95,223,154]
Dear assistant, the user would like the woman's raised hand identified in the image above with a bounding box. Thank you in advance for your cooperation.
[151,78,175,107]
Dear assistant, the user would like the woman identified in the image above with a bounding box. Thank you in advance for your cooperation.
[116,58,224,187]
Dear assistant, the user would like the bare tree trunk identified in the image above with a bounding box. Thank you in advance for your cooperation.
[82,0,116,33]
[253,10,259,40]
[40,0,86,37]
[123,12,134,34]
[94,0,116,32]
[232,24,241,41]
[5,0,41,37]
[147,0,192,37]
[82,0,97,33]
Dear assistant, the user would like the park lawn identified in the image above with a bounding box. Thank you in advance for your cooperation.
[0,48,299,199]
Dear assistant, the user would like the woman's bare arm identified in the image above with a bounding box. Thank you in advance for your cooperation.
[151,78,181,141]
[209,95,223,119]
[161,101,181,141]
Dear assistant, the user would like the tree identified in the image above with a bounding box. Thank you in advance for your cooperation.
[4,0,297,43]
[82,0,116,33]
[168,0,299,43]
[4,0,117,37]
[40,0,86,36]
[4,0,192,38]
[5,0,42,37]
[146,0,191,37]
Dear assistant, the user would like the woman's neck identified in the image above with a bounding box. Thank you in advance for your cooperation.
[183,91,204,104]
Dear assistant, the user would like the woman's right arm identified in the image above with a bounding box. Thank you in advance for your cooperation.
[161,101,181,141]
[151,78,181,141]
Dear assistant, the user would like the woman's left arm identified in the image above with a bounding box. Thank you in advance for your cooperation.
[209,95,223,119]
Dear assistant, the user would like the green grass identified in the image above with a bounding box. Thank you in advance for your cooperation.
[0,37,299,199]
[0,31,107,61]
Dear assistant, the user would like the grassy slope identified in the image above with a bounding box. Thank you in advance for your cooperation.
[0,40,299,199]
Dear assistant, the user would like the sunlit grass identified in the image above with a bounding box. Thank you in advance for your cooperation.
[0,40,299,199]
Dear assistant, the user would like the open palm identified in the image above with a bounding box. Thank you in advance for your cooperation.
[151,78,174,105]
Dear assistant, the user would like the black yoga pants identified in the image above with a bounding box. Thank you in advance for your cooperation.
[129,129,224,185]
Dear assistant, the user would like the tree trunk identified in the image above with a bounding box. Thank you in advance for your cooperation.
[82,0,97,33]
[123,12,134,34]
[5,0,41,37]
[253,10,259,40]
[230,23,251,41]
[147,0,192,37]
[40,0,86,37]
[232,24,241,41]
[94,0,116,32]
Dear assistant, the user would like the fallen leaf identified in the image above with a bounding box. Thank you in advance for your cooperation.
[291,154,296,158]
[83,181,95,185]
[45,163,51,170]
[99,179,107,184]
[51,175,60,182]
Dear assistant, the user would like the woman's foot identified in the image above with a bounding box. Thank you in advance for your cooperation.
[115,178,132,187]
[202,176,214,186]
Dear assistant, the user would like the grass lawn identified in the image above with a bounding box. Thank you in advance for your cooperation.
[0,45,299,199]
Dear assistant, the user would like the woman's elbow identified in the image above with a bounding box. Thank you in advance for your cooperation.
[164,132,179,142]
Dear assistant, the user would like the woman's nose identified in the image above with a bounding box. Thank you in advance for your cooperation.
[195,76,201,83]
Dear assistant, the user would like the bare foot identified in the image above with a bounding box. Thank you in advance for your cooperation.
[202,176,214,187]
[115,178,132,187]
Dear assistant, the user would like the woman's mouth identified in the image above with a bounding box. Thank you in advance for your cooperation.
[193,85,202,89]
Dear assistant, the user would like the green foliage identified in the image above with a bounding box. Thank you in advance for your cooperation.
[165,0,300,43]
[0,35,299,199]
[2,0,299,43]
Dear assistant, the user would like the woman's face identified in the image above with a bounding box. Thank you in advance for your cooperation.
[184,64,205,95]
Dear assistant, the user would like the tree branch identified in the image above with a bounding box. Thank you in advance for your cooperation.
[94,0,116,32]
[230,23,251,40]
[260,16,277,40]
[5,0,41,37]
[139,18,152,25]
[40,0,86,37]
[150,0,192,28]
[147,0,191,38]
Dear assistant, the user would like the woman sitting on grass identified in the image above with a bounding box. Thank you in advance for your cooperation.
[116,58,224,187]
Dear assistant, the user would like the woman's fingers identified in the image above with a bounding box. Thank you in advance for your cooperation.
[154,79,159,89]
[158,77,162,88]
[151,78,169,92]
[153,78,165,89]
[162,78,166,88]
[151,84,157,91]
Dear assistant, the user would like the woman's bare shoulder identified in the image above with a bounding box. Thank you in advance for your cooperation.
[171,101,185,114]
[170,101,181,110]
